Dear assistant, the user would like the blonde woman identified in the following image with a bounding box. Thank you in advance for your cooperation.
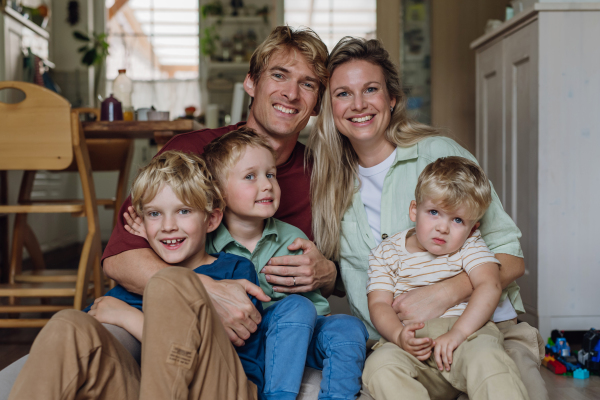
[307,37,546,400]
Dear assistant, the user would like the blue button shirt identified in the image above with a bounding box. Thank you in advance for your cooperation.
[86,252,265,397]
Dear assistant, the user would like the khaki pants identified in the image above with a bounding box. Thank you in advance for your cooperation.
[496,320,547,400]
[362,318,529,400]
[9,267,257,400]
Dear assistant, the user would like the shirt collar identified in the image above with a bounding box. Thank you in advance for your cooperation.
[391,143,419,166]
[210,217,280,252]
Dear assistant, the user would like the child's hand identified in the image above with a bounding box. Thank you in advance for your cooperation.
[124,206,147,240]
[88,296,142,329]
[397,322,435,361]
[433,329,467,371]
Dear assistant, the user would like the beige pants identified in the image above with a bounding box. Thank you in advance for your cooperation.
[362,318,530,400]
[496,319,547,400]
[9,267,257,400]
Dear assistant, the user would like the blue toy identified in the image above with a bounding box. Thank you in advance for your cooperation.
[573,369,590,379]
[552,338,571,357]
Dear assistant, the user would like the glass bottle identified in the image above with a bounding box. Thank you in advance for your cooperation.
[113,69,134,121]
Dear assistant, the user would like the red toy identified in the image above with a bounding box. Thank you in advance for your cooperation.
[548,360,567,375]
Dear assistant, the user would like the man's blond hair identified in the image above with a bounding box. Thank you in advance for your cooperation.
[248,25,329,110]
[202,127,277,196]
[415,157,492,222]
[131,150,224,217]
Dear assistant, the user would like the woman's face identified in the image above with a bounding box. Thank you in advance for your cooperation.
[330,59,396,147]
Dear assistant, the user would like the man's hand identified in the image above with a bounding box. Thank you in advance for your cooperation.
[261,238,336,297]
[392,272,473,325]
[397,322,434,361]
[200,275,271,347]
[124,206,148,240]
[433,329,467,371]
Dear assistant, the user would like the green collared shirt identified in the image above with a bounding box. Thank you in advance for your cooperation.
[206,217,331,315]
[339,136,524,340]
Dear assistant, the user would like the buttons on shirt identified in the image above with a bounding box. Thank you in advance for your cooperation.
[381,233,388,240]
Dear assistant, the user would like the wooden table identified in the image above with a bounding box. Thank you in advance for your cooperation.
[82,120,205,149]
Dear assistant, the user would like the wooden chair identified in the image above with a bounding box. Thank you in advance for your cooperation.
[12,108,134,292]
[0,81,102,328]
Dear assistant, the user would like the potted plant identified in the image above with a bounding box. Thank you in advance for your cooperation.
[73,30,110,106]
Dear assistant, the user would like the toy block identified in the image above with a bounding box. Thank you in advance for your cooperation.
[574,369,590,379]
[548,360,567,375]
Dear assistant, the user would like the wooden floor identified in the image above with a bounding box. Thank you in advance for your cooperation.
[1,327,600,399]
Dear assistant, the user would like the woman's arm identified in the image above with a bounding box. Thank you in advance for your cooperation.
[392,253,524,325]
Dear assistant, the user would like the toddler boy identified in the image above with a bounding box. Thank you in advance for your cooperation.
[364,156,529,400]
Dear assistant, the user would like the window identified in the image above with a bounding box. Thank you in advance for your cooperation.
[105,0,199,81]
[284,0,376,51]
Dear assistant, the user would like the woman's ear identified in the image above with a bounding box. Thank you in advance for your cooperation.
[206,208,223,233]
[409,200,417,223]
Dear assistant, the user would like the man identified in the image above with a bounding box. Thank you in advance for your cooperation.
[0,26,335,397]
[103,26,335,348]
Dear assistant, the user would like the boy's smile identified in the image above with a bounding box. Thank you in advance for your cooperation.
[142,184,221,269]
[408,199,478,256]
[224,146,281,223]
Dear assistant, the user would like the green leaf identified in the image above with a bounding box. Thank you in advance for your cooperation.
[82,49,97,66]
[78,45,89,52]
[73,31,90,41]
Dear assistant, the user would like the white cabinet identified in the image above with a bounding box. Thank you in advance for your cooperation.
[472,3,600,340]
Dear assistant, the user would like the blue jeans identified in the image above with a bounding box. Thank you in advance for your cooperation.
[261,295,368,400]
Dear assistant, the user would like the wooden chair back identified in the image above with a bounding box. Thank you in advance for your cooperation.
[0,82,73,170]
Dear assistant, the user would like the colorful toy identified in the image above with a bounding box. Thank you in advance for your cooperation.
[577,328,600,373]
[573,368,590,379]
[552,338,571,357]
[548,360,567,375]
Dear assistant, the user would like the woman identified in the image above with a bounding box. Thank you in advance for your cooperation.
[307,37,546,400]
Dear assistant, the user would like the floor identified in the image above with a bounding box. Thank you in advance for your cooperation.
[2,327,600,399]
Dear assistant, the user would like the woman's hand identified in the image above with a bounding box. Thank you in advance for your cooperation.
[397,322,434,361]
[261,238,336,297]
[123,206,148,240]
[88,296,144,341]
[433,329,467,372]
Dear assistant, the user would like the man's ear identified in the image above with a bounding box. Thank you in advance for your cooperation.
[206,208,223,233]
[470,221,481,235]
[311,100,320,117]
[409,200,417,223]
[243,74,255,98]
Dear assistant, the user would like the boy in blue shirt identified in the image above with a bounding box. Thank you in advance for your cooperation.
[10,151,264,400]
[125,128,369,400]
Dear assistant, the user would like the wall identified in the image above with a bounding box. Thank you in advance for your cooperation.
[430,0,506,153]
[376,0,401,67]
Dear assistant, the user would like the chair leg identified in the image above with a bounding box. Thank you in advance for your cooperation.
[93,253,103,298]
[23,222,46,271]
[7,214,27,308]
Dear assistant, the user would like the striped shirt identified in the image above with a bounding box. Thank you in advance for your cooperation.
[367,228,500,318]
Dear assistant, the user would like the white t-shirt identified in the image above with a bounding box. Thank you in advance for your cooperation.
[358,149,396,246]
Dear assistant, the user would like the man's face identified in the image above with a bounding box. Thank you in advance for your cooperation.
[244,49,320,139]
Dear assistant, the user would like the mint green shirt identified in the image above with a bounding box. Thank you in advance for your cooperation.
[206,217,331,315]
[339,136,524,339]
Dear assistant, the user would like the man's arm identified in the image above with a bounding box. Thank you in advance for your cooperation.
[392,253,524,324]
[260,238,337,297]
[103,248,168,294]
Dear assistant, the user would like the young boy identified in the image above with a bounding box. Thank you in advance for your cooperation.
[11,151,264,400]
[125,128,368,400]
[364,156,529,400]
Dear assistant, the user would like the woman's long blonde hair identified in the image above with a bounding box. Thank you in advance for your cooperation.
[307,37,438,260]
